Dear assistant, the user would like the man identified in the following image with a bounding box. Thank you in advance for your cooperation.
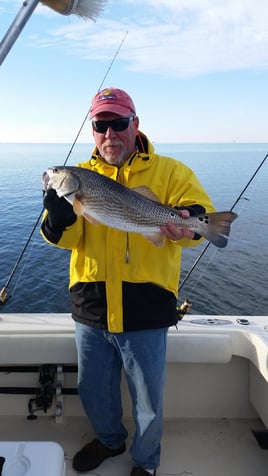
[41,87,215,476]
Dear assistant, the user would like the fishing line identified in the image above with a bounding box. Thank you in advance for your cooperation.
[9,235,37,299]
[0,31,128,304]
[183,247,218,297]
[182,184,257,301]
[178,152,268,296]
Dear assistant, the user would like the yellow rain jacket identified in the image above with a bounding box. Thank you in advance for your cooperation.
[41,133,215,332]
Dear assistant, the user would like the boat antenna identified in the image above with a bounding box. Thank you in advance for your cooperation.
[0,0,107,66]
[177,152,268,320]
[0,30,128,304]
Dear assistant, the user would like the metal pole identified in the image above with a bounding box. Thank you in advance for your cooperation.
[0,0,39,66]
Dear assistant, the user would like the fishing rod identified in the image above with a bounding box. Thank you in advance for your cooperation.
[177,152,268,320]
[61,30,128,167]
[0,0,107,66]
[0,31,128,304]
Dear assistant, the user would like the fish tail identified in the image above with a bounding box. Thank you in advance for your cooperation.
[197,211,238,248]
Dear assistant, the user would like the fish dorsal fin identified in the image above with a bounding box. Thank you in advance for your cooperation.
[133,186,161,203]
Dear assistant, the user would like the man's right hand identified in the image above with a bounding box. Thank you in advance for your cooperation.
[43,189,76,230]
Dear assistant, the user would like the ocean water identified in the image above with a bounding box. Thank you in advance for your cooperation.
[0,142,267,316]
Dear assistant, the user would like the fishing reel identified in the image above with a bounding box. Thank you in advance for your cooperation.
[176,298,192,321]
[0,286,10,304]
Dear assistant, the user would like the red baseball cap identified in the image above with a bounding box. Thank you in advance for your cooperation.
[89,87,136,119]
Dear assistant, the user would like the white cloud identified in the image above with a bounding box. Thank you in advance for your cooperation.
[4,0,268,77]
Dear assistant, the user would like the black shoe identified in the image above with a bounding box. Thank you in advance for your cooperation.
[72,438,126,472]
[130,467,156,476]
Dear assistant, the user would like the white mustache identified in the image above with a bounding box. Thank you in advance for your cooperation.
[103,140,123,148]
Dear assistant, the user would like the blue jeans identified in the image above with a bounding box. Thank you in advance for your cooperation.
[75,323,168,469]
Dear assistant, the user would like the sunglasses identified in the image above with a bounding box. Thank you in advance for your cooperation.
[92,116,135,133]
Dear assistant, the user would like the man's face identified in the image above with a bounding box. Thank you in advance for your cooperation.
[92,112,139,166]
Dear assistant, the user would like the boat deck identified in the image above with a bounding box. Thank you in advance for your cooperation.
[0,314,268,475]
[0,415,268,476]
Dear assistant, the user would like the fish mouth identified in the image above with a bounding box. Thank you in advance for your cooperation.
[42,171,50,192]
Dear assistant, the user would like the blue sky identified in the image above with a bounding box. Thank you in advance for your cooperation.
[1,0,268,143]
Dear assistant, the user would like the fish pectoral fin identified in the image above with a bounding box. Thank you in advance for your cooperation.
[73,197,85,216]
[133,186,161,203]
[82,213,99,225]
[73,197,99,225]
[144,232,166,248]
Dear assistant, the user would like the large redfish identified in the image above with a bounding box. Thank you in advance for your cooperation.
[43,166,237,248]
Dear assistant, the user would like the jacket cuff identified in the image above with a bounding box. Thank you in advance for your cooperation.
[41,217,64,244]
[174,204,206,241]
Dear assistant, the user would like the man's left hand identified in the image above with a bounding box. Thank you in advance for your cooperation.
[160,209,195,241]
